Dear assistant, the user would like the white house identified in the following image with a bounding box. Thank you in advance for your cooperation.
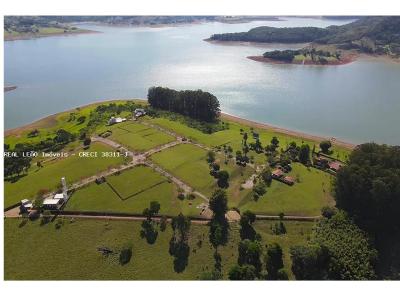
[42,198,63,209]
[134,108,146,118]
[108,116,127,125]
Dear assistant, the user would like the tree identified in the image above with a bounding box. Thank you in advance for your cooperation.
[169,213,191,272]
[83,137,91,147]
[239,210,257,240]
[290,244,330,280]
[299,144,310,164]
[243,132,248,145]
[76,116,86,124]
[314,211,377,280]
[147,87,221,122]
[207,150,216,164]
[260,167,272,186]
[321,206,337,219]
[119,245,133,265]
[228,264,257,280]
[216,170,229,188]
[265,243,284,279]
[238,239,263,273]
[53,129,74,144]
[271,136,279,147]
[140,201,161,244]
[335,143,400,237]
[319,140,332,154]
[209,189,229,248]
[209,189,228,220]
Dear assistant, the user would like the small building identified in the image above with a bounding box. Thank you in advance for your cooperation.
[108,116,126,125]
[134,108,146,118]
[272,169,284,179]
[20,199,33,211]
[42,198,63,210]
[329,161,343,172]
[283,176,295,186]
[54,193,64,200]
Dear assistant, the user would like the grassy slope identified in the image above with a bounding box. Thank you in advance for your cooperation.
[239,163,335,216]
[151,143,255,201]
[5,142,126,208]
[107,121,175,152]
[4,100,143,148]
[4,218,314,280]
[66,166,204,216]
[148,117,350,162]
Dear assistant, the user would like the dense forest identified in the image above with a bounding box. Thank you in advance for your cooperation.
[209,16,400,55]
[147,87,221,122]
[334,143,400,279]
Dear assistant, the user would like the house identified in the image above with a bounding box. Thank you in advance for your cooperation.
[134,108,146,118]
[328,161,343,172]
[283,176,295,186]
[54,193,65,200]
[108,116,126,125]
[42,198,63,210]
[272,169,284,179]
[20,199,33,211]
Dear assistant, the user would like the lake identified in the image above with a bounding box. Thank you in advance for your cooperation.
[4,17,400,145]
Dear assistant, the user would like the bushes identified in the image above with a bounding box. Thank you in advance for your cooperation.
[119,245,133,265]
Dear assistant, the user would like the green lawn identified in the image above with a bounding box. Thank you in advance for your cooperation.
[106,165,167,199]
[5,100,140,148]
[4,218,314,280]
[238,163,334,216]
[150,144,215,195]
[147,116,350,162]
[66,165,203,216]
[4,142,126,208]
[107,121,175,152]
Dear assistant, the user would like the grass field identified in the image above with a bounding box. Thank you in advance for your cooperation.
[150,144,214,194]
[107,121,175,152]
[4,100,140,148]
[150,143,254,200]
[4,218,314,280]
[238,163,335,216]
[147,116,350,163]
[66,165,203,216]
[4,142,126,208]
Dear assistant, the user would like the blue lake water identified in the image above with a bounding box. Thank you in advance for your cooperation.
[4,17,400,145]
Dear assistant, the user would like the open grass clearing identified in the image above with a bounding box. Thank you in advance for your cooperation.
[4,142,126,208]
[107,121,175,152]
[4,218,313,280]
[147,116,350,162]
[66,165,203,216]
[238,163,334,216]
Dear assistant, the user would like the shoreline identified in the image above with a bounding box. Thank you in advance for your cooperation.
[221,113,355,149]
[5,98,355,149]
[4,29,100,42]
[247,54,358,66]
[4,99,145,137]
[4,85,17,92]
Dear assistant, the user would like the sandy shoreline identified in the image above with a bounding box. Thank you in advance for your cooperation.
[221,112,355,149]
[5,98,355,149]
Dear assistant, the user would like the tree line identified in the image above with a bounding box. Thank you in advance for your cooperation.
[147,87,221,123]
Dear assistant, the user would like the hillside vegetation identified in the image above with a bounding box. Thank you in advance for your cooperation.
[209,16,400,56]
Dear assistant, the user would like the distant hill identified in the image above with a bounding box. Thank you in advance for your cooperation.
[209,16,400,55]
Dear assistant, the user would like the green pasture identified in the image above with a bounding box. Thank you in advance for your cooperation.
[4,142,125,208]
[4,218,313,280]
